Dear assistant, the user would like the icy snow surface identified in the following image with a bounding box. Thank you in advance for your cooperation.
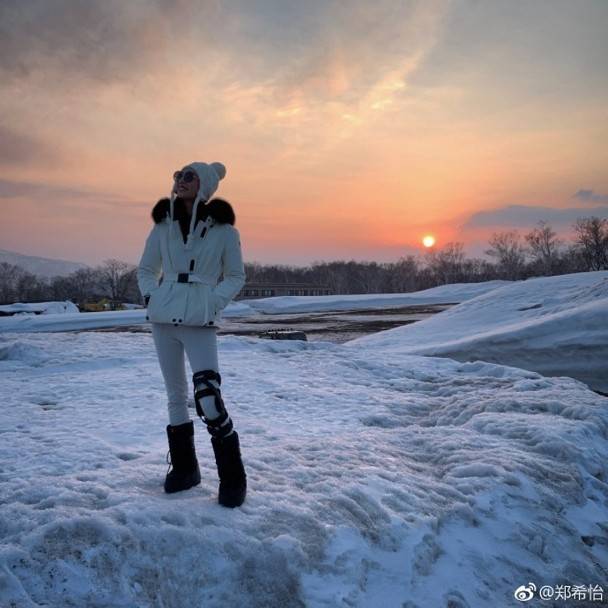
[348,271,608,393]
[1,330,607,607]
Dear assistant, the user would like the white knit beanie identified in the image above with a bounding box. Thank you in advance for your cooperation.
[169,161,227,250]
[186,162,227,201]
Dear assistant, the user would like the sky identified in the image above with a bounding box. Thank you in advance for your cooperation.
[0,0,607,267]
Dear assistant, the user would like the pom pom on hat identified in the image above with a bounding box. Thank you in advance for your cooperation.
[185,161,227,201]
[210,162,226,180]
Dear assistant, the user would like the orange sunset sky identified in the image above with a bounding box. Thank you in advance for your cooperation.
[1,0,607,266]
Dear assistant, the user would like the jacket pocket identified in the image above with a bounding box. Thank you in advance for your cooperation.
[183,284,215,326]
[145,285,160,306]
[146,282,173,322]
[209,290,223,315]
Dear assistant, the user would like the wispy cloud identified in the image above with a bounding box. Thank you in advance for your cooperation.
[0,178,125,201]
[0,0,444,98]
[0,0,191,85]
[572,189,608,204]
[0,0,447,171]
[408,0,608,99]
[0,125,57,166]
[463,204,608,229]
[0,179,145,218]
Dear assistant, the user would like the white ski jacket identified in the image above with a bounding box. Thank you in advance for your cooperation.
[137,194,246,328]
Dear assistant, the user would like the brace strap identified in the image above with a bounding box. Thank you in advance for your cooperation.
[193,370,232,437]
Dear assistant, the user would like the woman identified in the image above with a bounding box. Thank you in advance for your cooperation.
[137,161,247,508]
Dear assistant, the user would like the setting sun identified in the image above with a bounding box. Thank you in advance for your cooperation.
[422,235,436,248]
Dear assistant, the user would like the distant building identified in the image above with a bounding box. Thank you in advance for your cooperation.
[237,282,333,299]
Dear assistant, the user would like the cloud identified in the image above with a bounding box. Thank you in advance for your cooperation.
[246,1,446,104]
[405,0,608,120]
[0,179,140,216]
[0,178,119,200]
[0,124,59,166]
[572,189,608,204]
[0,0,185,85]
[463,204,608,229]
[0,0,448,176]
[0,0,445,104]
[0,0,452,188]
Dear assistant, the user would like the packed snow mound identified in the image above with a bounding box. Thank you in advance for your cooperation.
[0,301,79,316]
[1,332,607,607]
[348,271,608,393]
[0,338,49,367]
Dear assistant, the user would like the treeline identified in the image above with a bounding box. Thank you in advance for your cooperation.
[1,217,607,307]
[0,260,141,310]
[240,217,608,293]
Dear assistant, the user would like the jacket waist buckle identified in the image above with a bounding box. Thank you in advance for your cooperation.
[163,272,216,286]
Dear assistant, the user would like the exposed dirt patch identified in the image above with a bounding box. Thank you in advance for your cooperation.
[91,304,451,343]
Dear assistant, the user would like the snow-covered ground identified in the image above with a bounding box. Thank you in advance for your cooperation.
[349,271,608,394]
[1,330,607,607]
[1,272,607,606]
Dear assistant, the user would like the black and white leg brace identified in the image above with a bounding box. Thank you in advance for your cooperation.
[192,370,234,439]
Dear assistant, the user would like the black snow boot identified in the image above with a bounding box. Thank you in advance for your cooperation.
[164,420,201,493]
[210,431,247,508]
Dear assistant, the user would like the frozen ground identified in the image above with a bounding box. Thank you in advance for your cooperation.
[349,271,608,394]
[1,330,607,607]
[216,305,450,344]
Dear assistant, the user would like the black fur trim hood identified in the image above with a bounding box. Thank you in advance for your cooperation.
[151,197,236,226]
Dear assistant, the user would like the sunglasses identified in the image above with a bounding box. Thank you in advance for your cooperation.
[173,170,197,183]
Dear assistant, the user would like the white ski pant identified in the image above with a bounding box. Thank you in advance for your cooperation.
[151,323,219,426]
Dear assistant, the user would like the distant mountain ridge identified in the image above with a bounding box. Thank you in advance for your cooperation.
[0,249,89,278]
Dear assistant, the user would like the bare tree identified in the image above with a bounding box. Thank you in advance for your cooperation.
[0,262,23,304]
[16,272,48,302]
[71,268,102,305]
[0,263,50,304]
[462,258,498,282]
[50,276,72,302]
[485,231,526,279]
[388,256,419,293]
[97,259,136,310]
[50,268,100,307]
[122,267,142,304]
[573,217,608,271]
[525,221,562,275]
[427,242,466,284]
[311,261,356,294]
[557,244,588,274]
